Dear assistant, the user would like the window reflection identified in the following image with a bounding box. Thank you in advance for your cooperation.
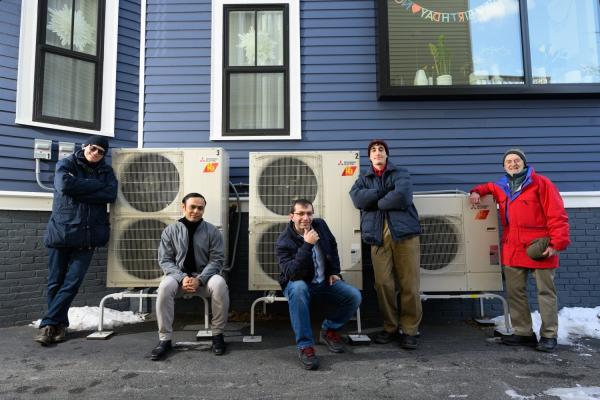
[528,0,600,84]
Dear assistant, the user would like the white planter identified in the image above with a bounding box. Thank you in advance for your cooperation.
[437,74,452,85]
[414,69,428,86]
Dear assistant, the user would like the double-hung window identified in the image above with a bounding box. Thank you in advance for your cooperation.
[16,0,118,135]
[377,0,600,98]
[211,0,300,140]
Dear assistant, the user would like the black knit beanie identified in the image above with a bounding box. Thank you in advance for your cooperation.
[367,139,389,156]
[84,136,109,152]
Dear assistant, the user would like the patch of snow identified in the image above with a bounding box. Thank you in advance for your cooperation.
[30,306,145,331]
[544,386,600,400]
[505,389,536,399]
[494,306,600,345]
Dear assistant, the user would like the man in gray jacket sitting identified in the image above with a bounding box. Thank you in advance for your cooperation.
[151,192,229,360]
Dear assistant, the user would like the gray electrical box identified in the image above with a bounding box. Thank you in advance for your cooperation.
[34,139,52,160]
[58,142,75,160]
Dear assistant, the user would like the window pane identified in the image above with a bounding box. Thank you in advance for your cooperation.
[387,0,524,86]
[46,0,97,54]
[42,53,95,122]
[229,73,284,130]
[229,11,256,66]
[528,0,600,84]
[257,11,284,66]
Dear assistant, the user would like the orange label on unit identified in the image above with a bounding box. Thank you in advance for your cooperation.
[342,166,357,176]
[475,210,490,220]
[203,162,219,173]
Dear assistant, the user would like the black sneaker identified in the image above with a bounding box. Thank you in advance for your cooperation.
[34,325,56,346]
[373,330,397,344]
[150,340,172,361]
[212,334,227,356]
[299,346,319,370]
[501,334,538,347]
[536,337,557,353]
[52,324,68,343]
[319,329,345,353]
[399,333,418,350]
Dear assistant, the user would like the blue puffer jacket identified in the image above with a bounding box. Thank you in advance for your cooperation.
[275,218,341,291]
[44,149,118,248]
[349,161,421,246]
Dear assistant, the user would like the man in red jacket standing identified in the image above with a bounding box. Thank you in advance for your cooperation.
[469,149,570,352]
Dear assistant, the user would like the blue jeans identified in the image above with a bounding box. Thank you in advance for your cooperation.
[40,247,94,327]
[283,279,361,350]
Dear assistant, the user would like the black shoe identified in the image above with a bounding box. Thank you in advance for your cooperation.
[52,324,68,343]
[150,340,172,361]
[34,325,56,346]
[536,337,557,353]
[501,334,538,347]
[319,329,345,353]
[212,334,226,356]
[399,334,418,350]
[373,330,397,344]
[298,346,319,370]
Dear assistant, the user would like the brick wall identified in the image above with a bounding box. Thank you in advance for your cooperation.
[0,211,128,327]
[1,207,598,328]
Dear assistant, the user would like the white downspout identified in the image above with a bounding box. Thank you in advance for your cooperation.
[137,0,147,149]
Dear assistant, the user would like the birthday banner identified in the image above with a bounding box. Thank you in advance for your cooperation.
[393,0,493,23]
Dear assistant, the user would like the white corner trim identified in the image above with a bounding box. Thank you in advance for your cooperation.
[561,191,600,208]
[138,0,147,148]
[210,0,301,141]
[0,191,53,211]
[15,0,119,137]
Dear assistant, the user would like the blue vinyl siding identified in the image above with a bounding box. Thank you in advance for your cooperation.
[142,0,600,192]
[0,0,140,192]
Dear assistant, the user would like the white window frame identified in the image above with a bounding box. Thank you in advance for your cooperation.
[15,0,119,137]
[210,0,301,141]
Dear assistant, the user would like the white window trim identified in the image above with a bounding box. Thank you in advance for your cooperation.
[15,0,119,137]
[210,0,301,141]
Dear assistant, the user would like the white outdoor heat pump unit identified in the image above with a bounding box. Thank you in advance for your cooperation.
[248,151,363,291]
[106,148,229,287]
[413,192,502,292]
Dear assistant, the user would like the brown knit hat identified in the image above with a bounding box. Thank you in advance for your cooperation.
[367,139,389,156]
[526,237,550,260]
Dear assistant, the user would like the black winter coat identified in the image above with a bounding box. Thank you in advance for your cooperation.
[349,161,421,246]
[275,218,341,291]
[44,149,118,248]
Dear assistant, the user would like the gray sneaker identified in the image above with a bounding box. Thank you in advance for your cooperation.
[319,329,345,353]
[34,325,56,346]
[52,324,68,343]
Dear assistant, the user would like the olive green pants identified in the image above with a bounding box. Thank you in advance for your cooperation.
[371,222,422,336]
[504,266,558,338]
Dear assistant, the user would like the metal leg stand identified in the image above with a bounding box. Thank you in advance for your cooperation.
[347,307,372,344]
[243,291,287,343]
[195,296,212,340]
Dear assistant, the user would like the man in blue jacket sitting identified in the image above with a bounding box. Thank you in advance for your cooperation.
[35,136,117,345]
[275,199,361,370]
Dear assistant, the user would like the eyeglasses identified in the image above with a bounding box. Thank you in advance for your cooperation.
[293,211,313,217]
[89,145,105,156]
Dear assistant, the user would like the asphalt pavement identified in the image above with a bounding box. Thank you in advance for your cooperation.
[1,318,599,399]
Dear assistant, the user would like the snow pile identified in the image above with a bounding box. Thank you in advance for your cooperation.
[31,306,145,331]
[494,306,600,345]
[544,386,600,400]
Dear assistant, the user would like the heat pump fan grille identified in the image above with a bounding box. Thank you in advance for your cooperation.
[258,157,318,215]
[419,216,462,271]
[120,154,181,212]
[257,222,288,282]
[117,219,166,280]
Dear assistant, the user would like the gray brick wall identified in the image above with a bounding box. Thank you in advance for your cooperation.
[1,207,598,328]
[0,211,127,327]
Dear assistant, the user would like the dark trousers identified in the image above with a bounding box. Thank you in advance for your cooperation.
[41,247,94,327]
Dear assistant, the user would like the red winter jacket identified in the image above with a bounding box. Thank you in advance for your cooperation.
[470,167,570,269]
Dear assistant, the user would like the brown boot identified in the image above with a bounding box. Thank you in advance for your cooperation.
[52,324,68,343]
[34,325,56,346]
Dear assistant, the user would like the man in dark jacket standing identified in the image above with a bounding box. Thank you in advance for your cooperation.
[276,199,361,370]
[35,136,117,345]
[349,140,422,349]
[469,149,570,352]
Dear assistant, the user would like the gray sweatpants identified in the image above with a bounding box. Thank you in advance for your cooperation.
[156,274,229,340]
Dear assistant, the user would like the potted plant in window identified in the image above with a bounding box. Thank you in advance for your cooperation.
[429,34,452,85]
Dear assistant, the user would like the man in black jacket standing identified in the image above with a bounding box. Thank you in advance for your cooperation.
[349,139,422,349]
[276,199,361,370]
[35,136,117,346]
